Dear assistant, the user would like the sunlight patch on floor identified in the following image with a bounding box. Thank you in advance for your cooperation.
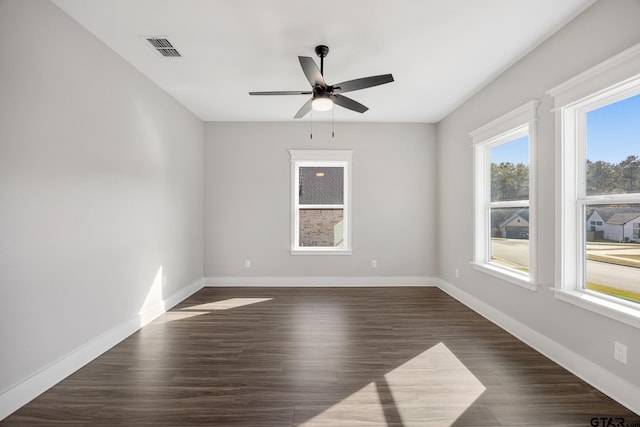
[150,298,274,325]
[152,310,209,324]
[182,297,273,311]
[299,382,387,426]
[299,342,486,427]
[384,342,486,426]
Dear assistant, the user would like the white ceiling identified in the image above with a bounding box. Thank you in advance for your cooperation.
[52,0,594,123]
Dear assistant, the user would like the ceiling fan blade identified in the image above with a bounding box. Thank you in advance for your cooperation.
[332,74,394,93]
[249,91,312,95]
[299,56,325,87]
[294,98,313,119]
[332,94,368,114]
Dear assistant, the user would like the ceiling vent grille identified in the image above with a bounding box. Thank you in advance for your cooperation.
[145,37,181,57]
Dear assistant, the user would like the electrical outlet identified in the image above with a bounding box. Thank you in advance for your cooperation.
[614,341,627,364]
[371,260,378,269]
[455,268,460,278]
[244,259,251,268]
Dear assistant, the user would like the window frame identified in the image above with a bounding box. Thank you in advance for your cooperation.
[548,42,640,328]
[289,149,353,255]
[470,101,538,290]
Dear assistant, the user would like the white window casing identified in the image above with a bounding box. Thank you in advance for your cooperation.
[548,42,640,328]
[289,149,353,255]
[470,100,539,290]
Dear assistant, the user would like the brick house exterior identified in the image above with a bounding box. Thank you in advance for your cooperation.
[299,166,344,247]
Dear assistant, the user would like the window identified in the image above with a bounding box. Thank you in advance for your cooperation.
[289,150,353,255]
[549,42,640,328]
[470,101,537,290]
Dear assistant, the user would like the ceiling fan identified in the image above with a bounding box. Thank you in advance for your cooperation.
[249,45,394,119]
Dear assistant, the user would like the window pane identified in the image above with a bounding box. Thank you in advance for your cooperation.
[299,209,344,248]
[586,94,640,195]
[490,136,529,201]
[490,207,529,272]
[585,203,640,304]
[299,167,343,205]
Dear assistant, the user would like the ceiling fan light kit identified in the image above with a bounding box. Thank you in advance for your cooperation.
[249,45,394,119]
[311,93,333,111]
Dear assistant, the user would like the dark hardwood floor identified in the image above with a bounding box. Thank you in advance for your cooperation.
[3,287,638,426]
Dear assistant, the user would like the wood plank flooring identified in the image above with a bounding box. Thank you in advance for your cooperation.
[3,287,638,426]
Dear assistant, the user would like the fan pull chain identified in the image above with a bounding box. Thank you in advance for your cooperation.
[310,111,313,139]
[332,108,335,138]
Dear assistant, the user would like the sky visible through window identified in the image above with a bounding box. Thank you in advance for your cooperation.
[490,93,639,165]
[587,93,640,163]
[490,135,528,165]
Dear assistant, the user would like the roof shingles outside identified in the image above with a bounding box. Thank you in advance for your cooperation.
[588,206,640,224]
[498,207,530,229]
[605,212,640,225]
[299,167,343,205]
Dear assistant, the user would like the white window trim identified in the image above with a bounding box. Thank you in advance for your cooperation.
[548,41,640,329]
[289,149,353,255]
[470,100,538,291]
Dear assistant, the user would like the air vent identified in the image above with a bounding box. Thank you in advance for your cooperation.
[145,37,181,57]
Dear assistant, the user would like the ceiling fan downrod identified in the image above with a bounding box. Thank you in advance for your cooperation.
[315,45,329,76]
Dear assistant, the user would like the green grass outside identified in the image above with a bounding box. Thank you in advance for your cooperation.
[615,254,640,261]
[491,244,639,303]
[586,282,640,304]
[490,256,529,272]
[587,253,640,268]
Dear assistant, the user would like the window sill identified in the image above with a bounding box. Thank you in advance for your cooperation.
[290,249,352,256]
[471,262,537,291]
[552,288,640,329]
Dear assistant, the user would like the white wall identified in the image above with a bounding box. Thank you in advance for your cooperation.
[0,0,204,407]
[205,121,436,281]
[437,0,640,408]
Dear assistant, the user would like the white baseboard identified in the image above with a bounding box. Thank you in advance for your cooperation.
[0,278,204,421]
[138,278,204,326]
[437,278,640,416]
[204,276,437,287]
[165,278,205,310]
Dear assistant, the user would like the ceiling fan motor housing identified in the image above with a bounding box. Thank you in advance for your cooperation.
[315,45,329,58]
